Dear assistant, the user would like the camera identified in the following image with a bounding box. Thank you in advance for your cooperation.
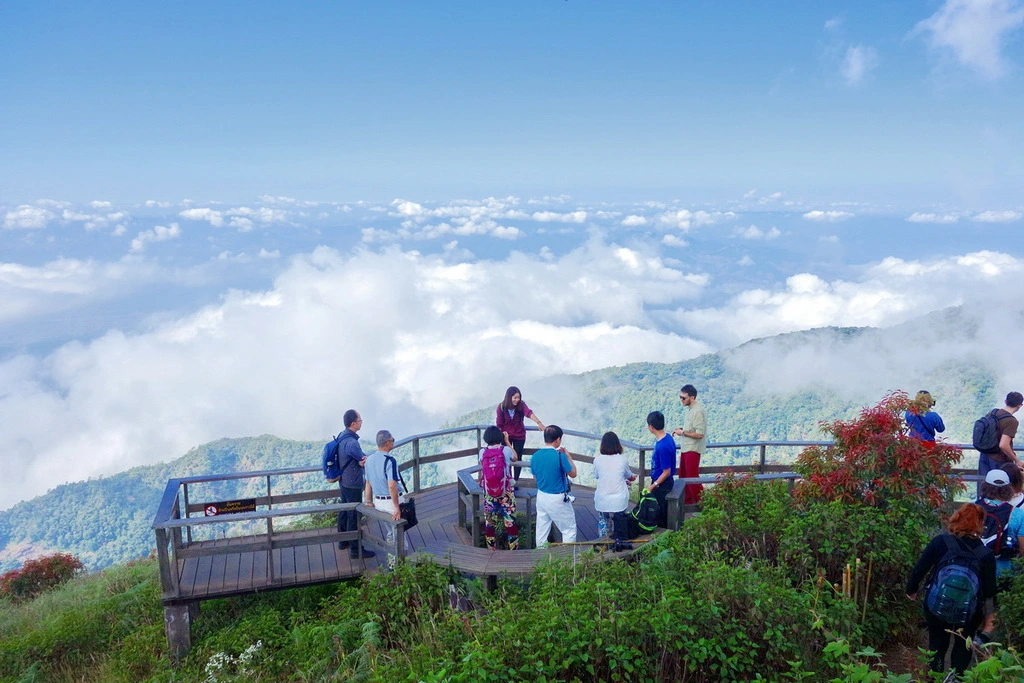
[564,493,576,503]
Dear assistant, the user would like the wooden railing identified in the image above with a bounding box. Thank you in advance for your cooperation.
[152,429,1013,598]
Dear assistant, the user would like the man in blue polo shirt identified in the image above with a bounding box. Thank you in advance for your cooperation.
[531,425,578,547]
[364,429,402,568]
[646,410,675,528]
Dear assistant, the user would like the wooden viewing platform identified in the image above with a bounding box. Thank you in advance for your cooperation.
[153,427,994,659]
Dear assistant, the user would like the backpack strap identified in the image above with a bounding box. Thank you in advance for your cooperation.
[942,534,988,563]
[382,454,408,494]
[915,413,929,435]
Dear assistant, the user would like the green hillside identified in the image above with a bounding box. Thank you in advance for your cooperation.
[0,436,321,573]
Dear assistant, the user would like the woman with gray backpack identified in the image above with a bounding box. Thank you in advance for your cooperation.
[906,503,997,676]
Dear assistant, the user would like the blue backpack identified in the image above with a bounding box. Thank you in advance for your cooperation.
[322,432,355,483]
[925,535,988,626]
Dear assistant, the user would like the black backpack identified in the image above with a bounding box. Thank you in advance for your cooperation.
[629,491,661,533]
[924,535,988,626]
[977,499,1020,561]
[611,511,639,540]
[973,410,1012,454]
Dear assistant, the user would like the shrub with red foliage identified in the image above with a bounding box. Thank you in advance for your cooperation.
[0,552,84,603]
[794,391,964,513]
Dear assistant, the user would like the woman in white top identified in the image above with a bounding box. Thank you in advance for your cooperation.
[593,431,637,538]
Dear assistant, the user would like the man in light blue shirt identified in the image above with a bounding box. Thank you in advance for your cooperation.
[364,430,402,568]
[531,425,577,547]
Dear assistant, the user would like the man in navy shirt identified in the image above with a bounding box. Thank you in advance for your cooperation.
[646,410,675,528]
[337,409,375,559]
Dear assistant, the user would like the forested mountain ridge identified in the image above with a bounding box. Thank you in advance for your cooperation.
[0,310,1005,572]
[0,436,320,572]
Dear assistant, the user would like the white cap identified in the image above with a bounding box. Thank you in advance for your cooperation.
[985,469,1011,486]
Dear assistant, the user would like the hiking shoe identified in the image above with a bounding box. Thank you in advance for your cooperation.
[350,549,376,559]
[338,542,349,550]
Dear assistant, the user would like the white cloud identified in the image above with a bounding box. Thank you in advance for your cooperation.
[662,234,688,247]
[907,212,960,223]
[656,209,735,231]
[971,209,1022,222]
[130,223,182,253]
[736,224,781,240]
[0,257,160,324]
[180,207,225,227]
[61,208,130,232]
[0,238,713,507]
[89,200,113,210]
[840,44,879,85]
[803,210,854,222]
[3,205,54,230]
[228,217,254,232]
[675,250,1024,349]
[621,215,648,227]
[531,210,588,223]
[914,0,1024,79]
[144,200,172,208]
[179,205,291,231]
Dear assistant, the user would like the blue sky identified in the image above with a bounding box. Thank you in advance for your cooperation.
[3,1,1023,203]
[1,1,1024,510]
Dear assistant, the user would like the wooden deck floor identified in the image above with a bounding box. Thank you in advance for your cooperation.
[169,482,608,602]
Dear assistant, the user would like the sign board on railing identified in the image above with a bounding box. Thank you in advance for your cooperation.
[203,498,257,516]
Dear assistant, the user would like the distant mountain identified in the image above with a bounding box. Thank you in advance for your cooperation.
[0,436,321,572]
[0,309,1003,572]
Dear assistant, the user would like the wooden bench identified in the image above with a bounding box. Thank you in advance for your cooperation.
[410,537,652,590]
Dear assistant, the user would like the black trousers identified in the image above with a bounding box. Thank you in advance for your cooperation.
[338,485,363,550]
[651,482,670,528]
[925,610,981,674]
[510,438,526,482]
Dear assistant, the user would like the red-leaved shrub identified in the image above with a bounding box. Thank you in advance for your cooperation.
[794,391,964,513]
[0,552,84,603]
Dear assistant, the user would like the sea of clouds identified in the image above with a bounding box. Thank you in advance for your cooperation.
[1,194,1023,510]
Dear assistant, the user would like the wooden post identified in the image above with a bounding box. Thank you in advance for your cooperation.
[638,449,648,488]
[471,491,482,547]
[665,480,683,531]
[412,438,421,493]
[182,484,192,545]
[155,528,174,596]
[395,520,406,559]
[457,477,467,528]
[759,444,767,473]
[164,602,195,662]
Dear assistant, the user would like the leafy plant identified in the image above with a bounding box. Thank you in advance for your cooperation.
[794,391,964,515]
[0,553,84,603]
